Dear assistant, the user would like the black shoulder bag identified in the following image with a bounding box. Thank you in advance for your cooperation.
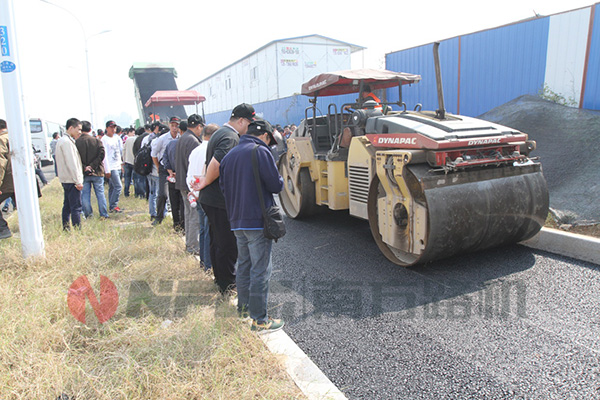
[251,145,286,241]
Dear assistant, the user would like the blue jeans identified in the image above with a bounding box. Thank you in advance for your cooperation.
[123,163,134,197]
[133,171,146,198]
[197,198,211,269]
[0,192,13,233]
[234,230,273,323]
[62,183,82,229]
[107,169,122,210]
[82,175,108,218]
[2,196,13,209]
[147,174,159,217]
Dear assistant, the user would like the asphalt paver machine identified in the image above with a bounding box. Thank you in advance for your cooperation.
[279,43,549,266]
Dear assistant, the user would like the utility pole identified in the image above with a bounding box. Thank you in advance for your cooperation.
[0,0,45,257]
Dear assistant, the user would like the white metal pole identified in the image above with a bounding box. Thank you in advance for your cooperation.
[0,0,45,257]
[85,43,94,129]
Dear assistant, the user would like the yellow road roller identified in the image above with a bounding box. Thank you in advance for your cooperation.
[278,43,549,266]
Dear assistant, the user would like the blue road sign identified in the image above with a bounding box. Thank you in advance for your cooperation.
[0,26,10,57]
[1,61,15,73]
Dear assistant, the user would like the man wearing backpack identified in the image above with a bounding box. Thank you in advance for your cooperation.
[140,122,162,219]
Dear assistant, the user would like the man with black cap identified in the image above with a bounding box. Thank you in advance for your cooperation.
[174,114,203,254]
[193,103,255,295]
[150,116,180,225]
[219,118,284,332]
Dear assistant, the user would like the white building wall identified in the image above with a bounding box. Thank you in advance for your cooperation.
[188,35,354,115]
[276,37,351,97]
[265,44,279,100]
[544,7,591,106]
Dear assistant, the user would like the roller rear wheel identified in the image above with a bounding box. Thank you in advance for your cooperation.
[278,153,317,219]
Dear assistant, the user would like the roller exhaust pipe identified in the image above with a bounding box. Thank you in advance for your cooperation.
[433,42,446,120]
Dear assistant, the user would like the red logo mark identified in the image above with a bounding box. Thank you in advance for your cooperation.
[67,275,119,324]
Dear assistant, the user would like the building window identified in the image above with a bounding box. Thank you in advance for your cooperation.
[251,66,257,81]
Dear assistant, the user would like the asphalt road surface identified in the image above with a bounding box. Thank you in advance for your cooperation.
[270,209,600,400]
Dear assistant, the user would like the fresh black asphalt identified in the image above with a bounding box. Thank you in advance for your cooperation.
[270,209,600,399]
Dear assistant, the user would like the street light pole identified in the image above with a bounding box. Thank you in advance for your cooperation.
[39,0,110,129]
[84,29,111,129]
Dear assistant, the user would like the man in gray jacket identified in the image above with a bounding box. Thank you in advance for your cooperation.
[56,118,84,230]
[175,114,203,255]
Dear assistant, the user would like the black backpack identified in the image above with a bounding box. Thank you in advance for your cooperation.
[133,137,155,176]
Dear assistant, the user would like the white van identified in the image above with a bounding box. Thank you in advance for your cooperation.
[30,118,64,165]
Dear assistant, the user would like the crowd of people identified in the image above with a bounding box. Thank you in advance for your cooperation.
[0,103,292,333]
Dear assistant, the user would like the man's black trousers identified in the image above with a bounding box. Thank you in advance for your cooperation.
[168,181,184,231]
[201,203,237,293]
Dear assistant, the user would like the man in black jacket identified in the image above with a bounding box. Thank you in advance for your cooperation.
[76,121,108,219]
[194,103,255,295]
[175,114,203,254]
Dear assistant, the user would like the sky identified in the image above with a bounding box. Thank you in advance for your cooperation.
[0,0,596,130]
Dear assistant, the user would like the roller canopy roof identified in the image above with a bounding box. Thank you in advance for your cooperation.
[301,68,421,97]
[145,90,206,107]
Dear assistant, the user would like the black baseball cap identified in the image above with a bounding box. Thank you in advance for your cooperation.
[187,114,204,127]
[231,103,255,121]
[179,120,188,132]
[105,120,116,128]
[169,116,181,124]
[248,119,277,146]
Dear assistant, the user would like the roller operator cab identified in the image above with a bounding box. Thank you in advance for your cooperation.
[279,43,549,267]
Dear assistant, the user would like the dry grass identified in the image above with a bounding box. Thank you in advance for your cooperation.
[545,213,600,238]
[0,180,304,399]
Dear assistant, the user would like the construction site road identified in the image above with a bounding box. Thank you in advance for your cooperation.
[270,210,600,400]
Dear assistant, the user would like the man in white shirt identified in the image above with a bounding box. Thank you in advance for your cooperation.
[122,128,136,197]
[187,123,218,269]
[55,118,84,230]
[102,120,124,213]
